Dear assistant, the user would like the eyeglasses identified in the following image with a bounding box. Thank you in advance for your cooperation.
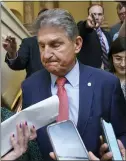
[118,11,126,17]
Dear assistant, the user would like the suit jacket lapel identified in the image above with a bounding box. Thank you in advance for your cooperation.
[77,63,94,136]
[39,70,52,101]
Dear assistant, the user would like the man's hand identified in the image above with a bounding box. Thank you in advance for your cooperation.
[49,152,56,160]
[100,136,125,160]
[88,151,100,160]
[117,140,126,160]
[2,34,17,58]
[86,13,99,29]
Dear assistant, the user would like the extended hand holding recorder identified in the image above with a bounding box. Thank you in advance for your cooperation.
[101,118,123,160]
[91,13,97,26]
[47,120,89,160]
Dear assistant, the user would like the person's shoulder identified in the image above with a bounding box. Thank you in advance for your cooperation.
[77,20,86,27]
[22,69,48,88]
[110,22,121,30]
[77,20,84,26]
[22,36,37,43]
[81,64,119,83]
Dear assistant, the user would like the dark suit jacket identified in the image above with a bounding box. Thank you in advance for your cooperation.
[109,22,121,39]
[5,36,43,78]
[22,63,126,161]
[77,21,112,68]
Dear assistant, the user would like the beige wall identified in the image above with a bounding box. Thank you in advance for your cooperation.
[103,1,119,27]
[59,2,89,23]
[4,1,119,28]
[5,1,24,22]
[1,3,30,108]
[34,1,40,19]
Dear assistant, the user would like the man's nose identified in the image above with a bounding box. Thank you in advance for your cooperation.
[95,14,99,19]
[43,46,52,59]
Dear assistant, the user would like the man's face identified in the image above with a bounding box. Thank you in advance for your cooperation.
[118,7,126,22]
[38,26,82,76]
[112,51,126,76]
[89,5,104,27]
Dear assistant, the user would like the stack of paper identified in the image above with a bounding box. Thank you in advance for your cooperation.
[1,95,59,156]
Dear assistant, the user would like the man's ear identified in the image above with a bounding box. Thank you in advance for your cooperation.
[74,36,83,54]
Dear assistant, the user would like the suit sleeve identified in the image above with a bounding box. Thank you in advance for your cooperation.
[21,81,30,109]
[109,27,115,40]
[110,78,126,148]
[5,38,30,70]
[77,20,93,38]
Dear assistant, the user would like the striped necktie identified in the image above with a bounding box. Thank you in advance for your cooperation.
[96,28,109,70]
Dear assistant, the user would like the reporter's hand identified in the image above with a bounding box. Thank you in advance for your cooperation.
[86,14,99,29]
[49,152,56,160]
[100,136,125,160]
[117,140,126,160]
[99,136,113,160]
[2,34,17,58]
[1,122,37,160]
[88,151,100,160]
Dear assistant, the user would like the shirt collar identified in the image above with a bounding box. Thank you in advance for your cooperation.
[50,60,79,87]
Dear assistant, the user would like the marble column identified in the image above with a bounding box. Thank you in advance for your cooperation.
[23,1,34,34]
[40,1,59,10]
[24,1,34,24]
[90,0,103,6]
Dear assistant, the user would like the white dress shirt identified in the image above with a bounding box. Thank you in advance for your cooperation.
[50,60,79,125]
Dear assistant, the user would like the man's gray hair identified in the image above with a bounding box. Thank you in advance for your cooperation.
[34,8,79,41]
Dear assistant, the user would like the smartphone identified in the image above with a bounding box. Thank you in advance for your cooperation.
[101,118,123,160]
[91,13,96,26]
[47,120,89,160]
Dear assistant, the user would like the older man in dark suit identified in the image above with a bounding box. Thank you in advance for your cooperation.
[21,9,126,161]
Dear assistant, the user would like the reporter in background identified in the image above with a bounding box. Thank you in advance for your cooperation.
[2,9,48,78]
[110,3,126,41]
[118,1,126,38]
[77,4,111,70]
[108,37,126,100]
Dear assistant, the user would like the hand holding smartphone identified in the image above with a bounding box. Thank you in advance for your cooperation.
[101,118,123,160]
[47,120,89,160]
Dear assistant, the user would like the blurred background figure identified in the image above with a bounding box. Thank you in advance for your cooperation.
[118,1,126,38]
[110,3,126,40]
[77,4,111,70]
[109,37,126,99]
[2,8,48,79]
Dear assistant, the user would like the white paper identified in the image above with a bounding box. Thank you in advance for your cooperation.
[1,95,59,157]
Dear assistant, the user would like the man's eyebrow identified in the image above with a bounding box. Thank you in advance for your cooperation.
[38,38,62,44]
[93,12,103,14]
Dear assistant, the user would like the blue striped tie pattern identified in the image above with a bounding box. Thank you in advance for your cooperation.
[96,28,109,70]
